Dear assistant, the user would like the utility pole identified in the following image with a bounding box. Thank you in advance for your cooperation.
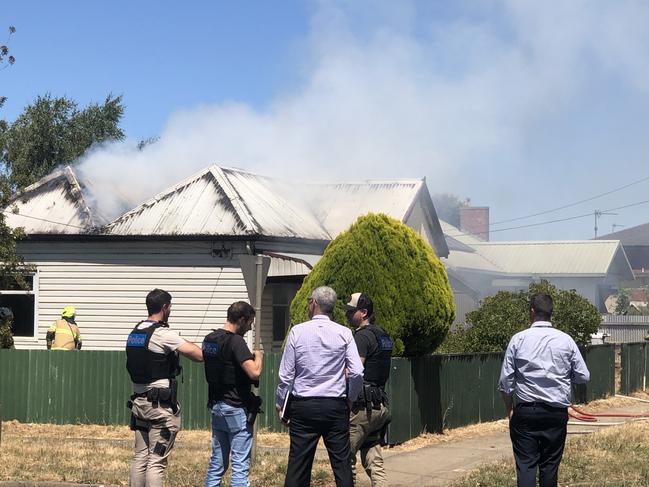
[594,210,617,238]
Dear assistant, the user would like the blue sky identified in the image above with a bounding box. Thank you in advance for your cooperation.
[4,1,649,241]
[2,1,310,138]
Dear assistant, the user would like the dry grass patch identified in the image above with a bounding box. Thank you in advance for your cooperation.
[390,419,510,453]
[391,392,649,453]
[572,391,649,412]
[0,421,330,486]
[1,420,289,448]
[451,420,649,487]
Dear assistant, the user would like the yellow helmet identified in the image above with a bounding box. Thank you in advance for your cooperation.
[61,306,76,318]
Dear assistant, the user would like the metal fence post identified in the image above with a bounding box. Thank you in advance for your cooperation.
[642,342,647,392]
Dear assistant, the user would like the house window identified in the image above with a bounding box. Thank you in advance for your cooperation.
[0,274,37,337]
[272,285,290,342]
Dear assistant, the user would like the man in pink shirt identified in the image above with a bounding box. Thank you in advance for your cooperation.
[276,286,364,487]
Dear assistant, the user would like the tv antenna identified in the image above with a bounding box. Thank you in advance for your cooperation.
[594,210,617,238]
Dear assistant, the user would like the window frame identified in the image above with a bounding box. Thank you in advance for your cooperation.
[0,270,39,339]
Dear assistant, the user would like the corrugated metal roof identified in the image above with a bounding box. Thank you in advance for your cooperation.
[305,180,424,236]
[105,166,331,239]
[265,252,313,277]
[439,220,484,246]
[440,221,633,279]
[4,166,103,234]
[7,165,449,257]
[438,220,480,253]
[441,222,504,273]
[444,247,505,273]
[472,240,631,276]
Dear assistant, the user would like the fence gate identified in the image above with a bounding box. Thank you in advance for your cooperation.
[620,342,648,395]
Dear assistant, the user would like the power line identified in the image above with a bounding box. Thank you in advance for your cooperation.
[2,210,88,229]
[490,174,649,226]
[445,199,649,239]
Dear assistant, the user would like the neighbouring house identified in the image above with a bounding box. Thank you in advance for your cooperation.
[599,223,649,286]
[441,221,634,317]
[604,289,649,315]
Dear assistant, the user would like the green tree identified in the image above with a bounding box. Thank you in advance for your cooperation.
[431,193,468,227]
[0,25,30,290]
[614,288,630,315]
[0,26,16,112]
[289,213,456,356]
[438,280,601,353]
[0,93,125,189]
[0,309,14,349]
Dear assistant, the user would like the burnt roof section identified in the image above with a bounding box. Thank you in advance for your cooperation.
[4,165,104,234]
[104,165,331,239]
[6,164,450,257]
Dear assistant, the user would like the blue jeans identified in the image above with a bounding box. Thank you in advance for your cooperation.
[204,401,253,487]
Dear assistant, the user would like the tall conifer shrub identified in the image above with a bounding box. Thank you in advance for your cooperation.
[290,213,455,356]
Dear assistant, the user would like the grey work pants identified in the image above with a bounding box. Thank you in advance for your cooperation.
[129,397,181,487]
[349,404,390,487]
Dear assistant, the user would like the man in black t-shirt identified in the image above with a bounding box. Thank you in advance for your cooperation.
[346,293,392,487]
[202,301,264,487]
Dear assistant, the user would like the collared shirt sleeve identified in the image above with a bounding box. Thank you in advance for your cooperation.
[497,337,517,395]
[345,330,364,402]
[276,329,296,409]
[570,341,590,384]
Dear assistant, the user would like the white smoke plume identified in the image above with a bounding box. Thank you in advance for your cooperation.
[76,1,649,238]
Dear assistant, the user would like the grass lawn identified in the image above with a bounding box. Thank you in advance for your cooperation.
[0,422,333,486]
[2,394,647,486]
[451,420,649,487]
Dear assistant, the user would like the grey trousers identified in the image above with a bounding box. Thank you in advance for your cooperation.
[129,397,181,487]
[349,404,390,487]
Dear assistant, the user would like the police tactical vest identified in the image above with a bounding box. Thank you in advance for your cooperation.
[360,325,393,387]
[202,329,238,394]
[125,321,180,384]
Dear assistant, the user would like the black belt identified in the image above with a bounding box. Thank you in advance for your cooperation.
[516,402,567,412]
[290,395,346,402]
[128,389,178,413]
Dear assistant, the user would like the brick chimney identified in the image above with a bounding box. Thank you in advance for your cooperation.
[459,206,489,241]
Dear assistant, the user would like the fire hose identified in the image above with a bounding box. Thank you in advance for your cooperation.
[570,404,649,418]
[567,404,649,425]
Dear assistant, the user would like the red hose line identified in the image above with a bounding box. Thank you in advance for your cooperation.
[568,410,597,422]
[570,405,649,418]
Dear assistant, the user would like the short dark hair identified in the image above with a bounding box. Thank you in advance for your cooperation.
[530,293,553,320]
[227,301,256,326]
[146,288,172,315]
[357,294,376,324]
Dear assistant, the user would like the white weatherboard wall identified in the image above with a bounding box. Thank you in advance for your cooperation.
[13,241,250,350]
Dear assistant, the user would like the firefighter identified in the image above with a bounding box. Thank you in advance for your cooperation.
[46,306,82,350]
[126,288,203,487]
[346,293,393,487]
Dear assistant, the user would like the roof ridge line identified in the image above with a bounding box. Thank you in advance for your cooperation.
[208,166,259,233]
[471,240,620,246]
[62,166,97,228]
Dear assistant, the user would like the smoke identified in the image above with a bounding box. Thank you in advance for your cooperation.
[75,1,649,236]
